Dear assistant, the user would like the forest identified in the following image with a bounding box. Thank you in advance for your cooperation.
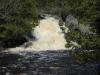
[0,0,100,49]
[0,0,99,69]
[0,0,100,50]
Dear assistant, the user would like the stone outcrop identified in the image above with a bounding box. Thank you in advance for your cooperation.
[65,15,94,34]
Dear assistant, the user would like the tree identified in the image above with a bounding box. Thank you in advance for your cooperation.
[0,0,38,48]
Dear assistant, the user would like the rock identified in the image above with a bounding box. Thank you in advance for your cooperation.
[70,41,81,48]
[65,15,79,30]
[78,24,94,34]
[65,15,94,34]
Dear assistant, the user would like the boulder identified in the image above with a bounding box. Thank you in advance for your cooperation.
[65,15,94,34]
[65,15,79,30]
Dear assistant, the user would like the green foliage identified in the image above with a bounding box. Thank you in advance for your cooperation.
[36,0,100,24]
[0,0,38,39]
[0,0,99,48]
[66,31,100,49]
[63,0,100,23]
[0,0,38,48]
[71,50,99,64]
[36,0,100,64]
[36,0,100,49]
[65,43,71,48]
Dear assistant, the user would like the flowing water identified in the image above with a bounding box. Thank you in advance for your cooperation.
[7,16,67,52]
[30,16,66,50]
[0,50,99,75]
[0,16,99,75]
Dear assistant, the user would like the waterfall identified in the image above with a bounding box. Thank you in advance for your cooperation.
[29,16,66,50]
[7,15,67,53]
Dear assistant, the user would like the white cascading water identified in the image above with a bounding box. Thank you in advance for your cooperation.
[7,16,68,53]
[29,16,66,50]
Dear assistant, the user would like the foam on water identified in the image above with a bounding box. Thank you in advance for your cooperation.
[30,16,66,50]
[7,16,68,53]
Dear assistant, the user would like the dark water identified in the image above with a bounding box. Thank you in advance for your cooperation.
[0,50,99,75]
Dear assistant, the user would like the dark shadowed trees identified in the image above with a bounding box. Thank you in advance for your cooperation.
[0,0,38,48]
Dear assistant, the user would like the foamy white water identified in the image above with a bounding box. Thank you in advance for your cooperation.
[7,16,68,53]
[30,16,66,50]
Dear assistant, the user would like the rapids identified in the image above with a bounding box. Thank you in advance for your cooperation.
[30,16,66,50]
[7,16,68,53]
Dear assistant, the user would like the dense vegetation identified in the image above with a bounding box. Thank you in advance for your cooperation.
[36,0,100,50]
[0,0,38,48]
[36,0,100,23]
[0,0,100,50]
[36,0,100,64]
[0,0,99,64]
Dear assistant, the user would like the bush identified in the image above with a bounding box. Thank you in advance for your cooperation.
[0,0,38,48]
[0,0,38,38]
[66,31,100,49]
[71,50,98,64]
